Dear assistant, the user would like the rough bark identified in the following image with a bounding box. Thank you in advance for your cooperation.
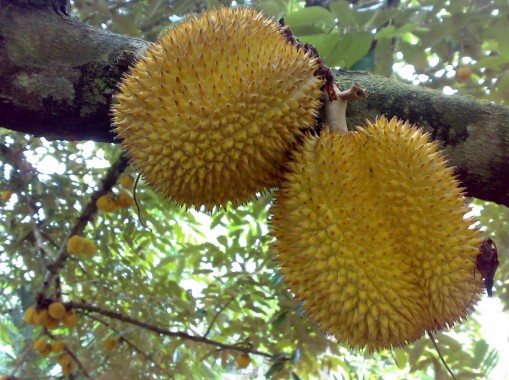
[1,2,508,207]
[0,1,149,142]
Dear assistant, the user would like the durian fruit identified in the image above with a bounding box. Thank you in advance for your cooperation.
[112,7,323,210]
[271,116,482,350]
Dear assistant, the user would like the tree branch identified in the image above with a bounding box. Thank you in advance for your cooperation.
[87,314,172,376]
[1,2,508,207]
[39,155,128,297]
[0,1,150,142]
[203,296,235,339]
[68,301,274,358]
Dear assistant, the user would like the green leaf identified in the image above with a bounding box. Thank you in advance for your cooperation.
[210,213,224,229]
[329,1,355,27]
[299,32,342,67]
[408,340,425,370]
[336,31,373,68]
[394,348,408,369]
[265,360,286,378]
[473,339,488,367]
[273,311,288,327]
[253,0,288,19]
[284,6,336,28]
[217,235,228,247]
[400,41,428,71]
[376,23,415,39]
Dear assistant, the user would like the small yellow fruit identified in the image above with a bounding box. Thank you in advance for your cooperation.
[40,345,52,357]
[96,195,119,212]
[117,192,134,208]
[62,363,73,376]
[33,338,49,353]
[1,190,13,202]
[51,340,65,353]
[119,174,135,189]
[236,353,251,369]
[455,66,473,82]
[104,337,119,351]
[23,306,37,325]
[82,240,98,257]
[45,317,60,330]
[67,235,85,255]
[63,311,78,328]
[58,353,73,367]
[34,309,50,326]
[48,302,66,320]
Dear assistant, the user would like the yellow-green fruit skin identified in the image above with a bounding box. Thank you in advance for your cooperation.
[271,117,482,350]
[112,7,322,210]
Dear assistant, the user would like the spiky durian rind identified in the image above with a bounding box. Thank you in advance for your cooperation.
[271,117,483,350]
[112,7,323,210]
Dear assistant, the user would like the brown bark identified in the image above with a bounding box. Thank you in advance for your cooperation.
[1,2,508,207]
[0,1,150,142]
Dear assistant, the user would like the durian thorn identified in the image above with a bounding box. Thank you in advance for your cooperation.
[427,331,457,380]
[324,82,368,134]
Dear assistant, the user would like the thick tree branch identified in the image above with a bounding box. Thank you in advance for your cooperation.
[1,3,508,206]
[0,1,149,142]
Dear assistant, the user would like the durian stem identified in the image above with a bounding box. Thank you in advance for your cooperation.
[324,82,368,134]
[427,331,457,380]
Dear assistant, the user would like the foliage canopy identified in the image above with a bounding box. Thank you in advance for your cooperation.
[1,0,508,379]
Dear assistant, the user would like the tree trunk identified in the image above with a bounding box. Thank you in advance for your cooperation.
[1,2,508,207]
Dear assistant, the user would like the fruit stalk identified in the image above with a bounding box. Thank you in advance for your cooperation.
[324,83,368,133]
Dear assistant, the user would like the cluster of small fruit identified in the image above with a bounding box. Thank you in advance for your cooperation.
[33,338,75,376]
[23,301,79,376]
[23,301,78,330]
[66,235,97,257]
[96,174,135,212]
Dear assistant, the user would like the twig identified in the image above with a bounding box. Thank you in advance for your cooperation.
[10,331,44,378]
[87,314,171,376]
[29,207,52,265]
[427,331,457,380]
[39,155,128,297]
[203,296,235,338]
[46,330,92,379]
[68,301,273,358]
